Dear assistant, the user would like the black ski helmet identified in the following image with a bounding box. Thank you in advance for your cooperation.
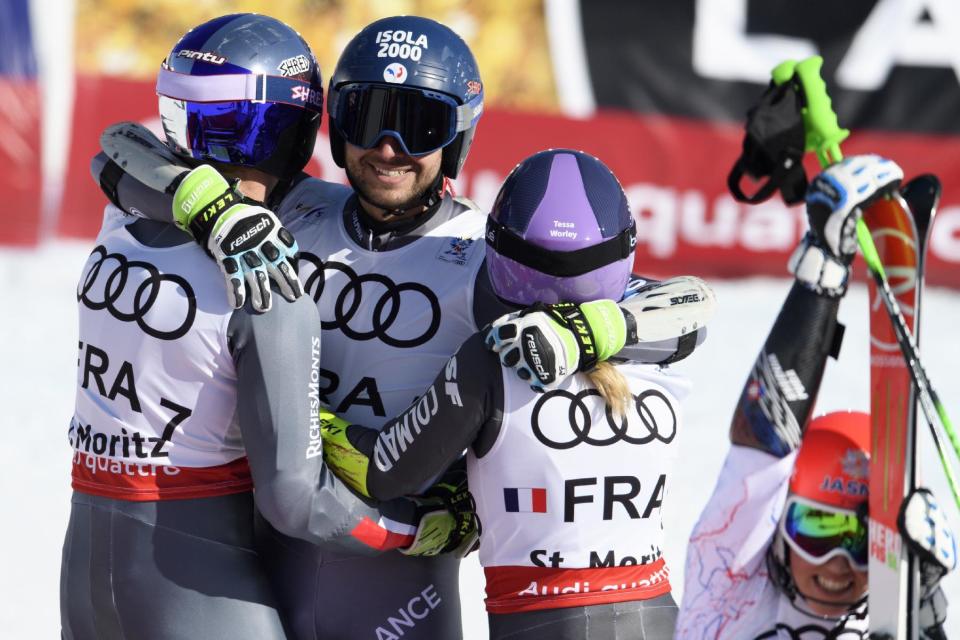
[326,16,483,179]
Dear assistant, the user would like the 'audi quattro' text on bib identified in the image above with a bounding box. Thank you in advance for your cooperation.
[470,364,690,613]
[71,205,250,500]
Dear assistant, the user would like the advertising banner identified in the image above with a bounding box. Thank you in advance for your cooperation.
[56,1,960,285]
[0,0,42,245]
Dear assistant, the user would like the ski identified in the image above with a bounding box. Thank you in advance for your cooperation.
[866,176,938,639]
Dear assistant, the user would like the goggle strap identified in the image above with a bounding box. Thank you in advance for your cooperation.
[486,219,636,278]
[156,67,322,114]
[455,93,484,131]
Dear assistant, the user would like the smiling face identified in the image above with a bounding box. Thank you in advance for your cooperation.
[790,552,868,616]
[344,136,443,221]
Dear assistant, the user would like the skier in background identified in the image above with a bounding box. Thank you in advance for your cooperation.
[319,149,703,639]
[673,154,955,639]
[62,15,451,640]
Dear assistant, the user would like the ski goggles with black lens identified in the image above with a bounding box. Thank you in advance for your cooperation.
[780,496,869,571]
[331,84,483,157]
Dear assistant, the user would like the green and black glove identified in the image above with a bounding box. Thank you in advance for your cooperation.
[173,164,302,312]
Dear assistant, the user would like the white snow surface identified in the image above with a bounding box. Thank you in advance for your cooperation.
[1,240,958,638]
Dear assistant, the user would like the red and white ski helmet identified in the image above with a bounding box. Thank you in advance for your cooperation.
[788,411,871,510]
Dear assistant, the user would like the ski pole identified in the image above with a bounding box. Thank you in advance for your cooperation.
[856,224,960,507]
[775,57,960,509]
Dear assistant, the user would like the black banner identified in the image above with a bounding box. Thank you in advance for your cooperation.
[581,0,960,134]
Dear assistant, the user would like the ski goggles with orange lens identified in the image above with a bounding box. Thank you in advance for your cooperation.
[780,496,868,571]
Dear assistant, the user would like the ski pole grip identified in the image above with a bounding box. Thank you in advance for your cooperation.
[771,56,849,169]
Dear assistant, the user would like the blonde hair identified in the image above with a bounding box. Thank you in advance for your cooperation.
[585,362,631,417]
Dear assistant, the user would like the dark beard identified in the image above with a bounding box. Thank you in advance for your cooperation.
[346,166,441,216]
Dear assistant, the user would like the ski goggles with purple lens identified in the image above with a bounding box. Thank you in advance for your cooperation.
[780,496,869,571]
[160,98,310,166]
[156,67,322,165]
[330,84,483,157]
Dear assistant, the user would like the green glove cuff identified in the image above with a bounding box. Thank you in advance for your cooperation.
[580,299,627,362]
[172,164,247,243]
[318,409,371,497]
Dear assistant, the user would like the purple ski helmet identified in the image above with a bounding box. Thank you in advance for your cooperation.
[485,149,637,305]
[156,14,324,179]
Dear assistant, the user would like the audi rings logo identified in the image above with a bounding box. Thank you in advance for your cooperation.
[531,388,677,449]
[299,254,441,348]
[77,246,197,341]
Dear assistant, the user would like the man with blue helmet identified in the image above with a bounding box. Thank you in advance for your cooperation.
[154,12,332,311]
[94,14,713,639]
[64,14,452,640]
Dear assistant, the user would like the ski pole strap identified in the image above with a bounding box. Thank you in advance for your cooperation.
[773,56,849,169]
[727,79,808,205]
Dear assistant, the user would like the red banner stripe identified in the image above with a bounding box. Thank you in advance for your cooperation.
[71,452,253,501]
[0,79,41,245]
[55,77,960,287]
[483,558,671,613]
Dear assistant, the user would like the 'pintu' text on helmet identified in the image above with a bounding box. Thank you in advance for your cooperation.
[177,49,226,65]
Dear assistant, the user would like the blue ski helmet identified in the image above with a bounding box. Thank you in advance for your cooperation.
[486,149,637,305]
[157,14,324,179]
[327,16,483,179]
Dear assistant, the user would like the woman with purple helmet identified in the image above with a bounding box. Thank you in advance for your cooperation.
[320,149,696,639]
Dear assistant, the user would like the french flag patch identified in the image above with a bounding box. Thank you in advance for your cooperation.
[503,487,547,513]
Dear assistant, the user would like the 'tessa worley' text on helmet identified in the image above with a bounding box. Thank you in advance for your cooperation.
[156,13,324,180]
[326,15,483,179]
[485,149,637,306]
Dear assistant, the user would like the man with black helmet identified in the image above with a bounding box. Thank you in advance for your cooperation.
[245,18,493,638]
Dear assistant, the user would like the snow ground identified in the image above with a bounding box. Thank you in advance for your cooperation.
[1,241,958,638]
